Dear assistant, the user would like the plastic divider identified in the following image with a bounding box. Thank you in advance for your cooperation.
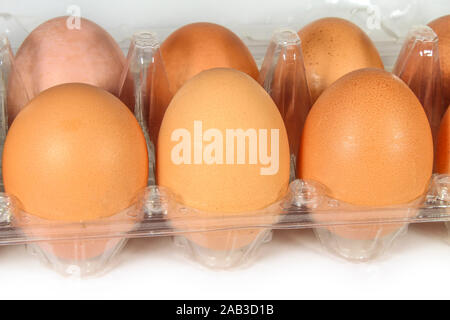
[393,25,446,146]
[0,34,29,192]
[259,29,312,181]
[119,31,171,185]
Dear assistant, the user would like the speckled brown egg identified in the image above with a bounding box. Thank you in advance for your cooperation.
[298,68,433,240]
[298,17,384,103]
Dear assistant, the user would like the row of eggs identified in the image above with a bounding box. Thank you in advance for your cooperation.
[1,15,449,255]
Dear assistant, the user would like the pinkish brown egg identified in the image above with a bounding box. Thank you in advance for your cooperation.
[7,16,126,124]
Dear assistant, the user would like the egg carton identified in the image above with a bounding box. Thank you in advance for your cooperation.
[0,20,449,277]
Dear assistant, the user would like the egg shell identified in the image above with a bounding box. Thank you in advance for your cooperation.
[157,68,290,250]
[298,68,433,240]
[298,17,384,103]
[4,83,148,221]
[150,23,259,145]
[7,16,126,124]
[429,16,450,107]
[436,107,450,173]
[160,23,259,96]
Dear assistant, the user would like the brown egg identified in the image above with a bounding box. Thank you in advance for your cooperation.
[3,83,148,259]
[298,17,384,103]
[150,23,259,145]
[429,16,450,107]
[436,107,450,173]
[298,69,433,240]
[7,16,126,124]
[157,68,290,250]
[160,23,259,96]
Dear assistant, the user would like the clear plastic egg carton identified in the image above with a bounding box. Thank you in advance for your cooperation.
[0,1,449,278]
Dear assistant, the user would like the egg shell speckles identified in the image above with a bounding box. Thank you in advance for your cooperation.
[298,17,384,103]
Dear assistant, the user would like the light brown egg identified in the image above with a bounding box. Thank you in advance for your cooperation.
[436,107,450,173]
[3,83,148,259]
[298,17,384,103]
[157,68,290,250]
[298,69,433,240]
[429,16,450,107]
[150,23,259,145]
[7,16,126,124]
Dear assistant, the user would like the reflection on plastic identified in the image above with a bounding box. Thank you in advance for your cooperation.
[0,36,12,140]
[119,31,170,185]
[259,29,312,180]
[393,25,446,145]
[0,193,12,226]
[10,191,144,277]
[0,36,29,191]
[0,173,448,273]
[174,229,272,269]
[315,225,408,261]
[27,239,127,277]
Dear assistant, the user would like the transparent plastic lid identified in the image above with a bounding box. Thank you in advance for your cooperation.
[0,23,449,276]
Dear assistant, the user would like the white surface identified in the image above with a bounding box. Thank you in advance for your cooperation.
[0,223,449,300]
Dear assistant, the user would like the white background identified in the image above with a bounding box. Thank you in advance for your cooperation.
[1,224,450,300]
[2,0,450,46]
[0,0,450,300]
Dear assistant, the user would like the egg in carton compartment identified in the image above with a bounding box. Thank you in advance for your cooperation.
[0,25,150,277]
